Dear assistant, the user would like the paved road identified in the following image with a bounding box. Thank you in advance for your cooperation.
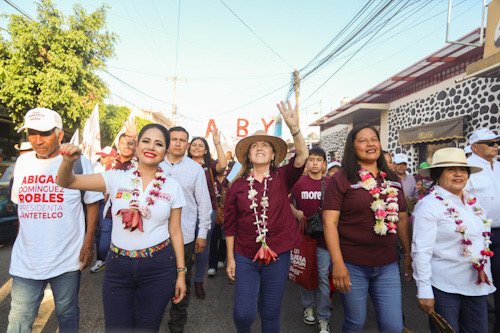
[0,243,491,332]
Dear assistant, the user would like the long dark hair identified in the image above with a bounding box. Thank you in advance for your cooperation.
[342,124,398,184]
[188,137,212,167]
[138,123,170,149]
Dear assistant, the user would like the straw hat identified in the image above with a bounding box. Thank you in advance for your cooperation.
[419,147,482,177]
[235,130,287,165]
[14,142,33,151]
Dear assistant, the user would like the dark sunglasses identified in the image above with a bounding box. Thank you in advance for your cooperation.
[478,141,500,147]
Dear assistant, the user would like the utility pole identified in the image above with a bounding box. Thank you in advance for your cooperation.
[167,76,186,126]
[293,69,300,114]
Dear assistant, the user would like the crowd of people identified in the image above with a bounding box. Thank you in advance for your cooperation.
[3,104,500,333]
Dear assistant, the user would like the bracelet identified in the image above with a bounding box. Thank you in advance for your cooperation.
[291,129,301,136]
[176,267,187,273]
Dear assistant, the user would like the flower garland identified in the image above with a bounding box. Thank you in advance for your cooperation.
[247,170,277,264]
[358,169,400,236]
[431,189,494,285]
[116,158,166,232]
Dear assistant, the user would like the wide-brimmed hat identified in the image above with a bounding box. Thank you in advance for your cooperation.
[14,142,33,151]
[235,130,287,165]
[419,147,482,177]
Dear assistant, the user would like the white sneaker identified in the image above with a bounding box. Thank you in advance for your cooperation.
[217,261,225,269]
[207,268,216,277]
[318,319,330,333]
[303,307,315,325]
[90,260,105,273]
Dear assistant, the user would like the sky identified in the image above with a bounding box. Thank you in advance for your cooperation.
[1,0,485,148]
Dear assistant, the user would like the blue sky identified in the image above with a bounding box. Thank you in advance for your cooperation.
[2,0,484,145]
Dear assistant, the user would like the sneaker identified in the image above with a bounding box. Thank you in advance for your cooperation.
[318,319,330,333]
[303,308,315,325]
[207,268,216,277]
[217,261,225,269]
[90,260,105,273]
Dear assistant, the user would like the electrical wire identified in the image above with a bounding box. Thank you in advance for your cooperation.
[3,0,35,21]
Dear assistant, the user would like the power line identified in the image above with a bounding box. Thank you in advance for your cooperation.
[218,0,293,69]
[3,0,35,21]
[103,69,172,106]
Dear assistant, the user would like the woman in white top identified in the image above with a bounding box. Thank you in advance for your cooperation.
[57,123,187,332]
[412,147,495,332]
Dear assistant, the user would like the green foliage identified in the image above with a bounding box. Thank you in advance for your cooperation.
[135,116,152,134]
[99,104,152,147]
[0,0,117,130]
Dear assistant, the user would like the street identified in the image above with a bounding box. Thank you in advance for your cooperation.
[0,243,441,332]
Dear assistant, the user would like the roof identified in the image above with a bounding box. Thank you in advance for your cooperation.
[311,29,484,126]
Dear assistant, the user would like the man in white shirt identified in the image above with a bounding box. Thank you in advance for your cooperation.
[160,126,212,333]
[8,108,102,333]
[467,127,500,331]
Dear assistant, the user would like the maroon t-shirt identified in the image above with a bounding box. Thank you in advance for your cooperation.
[199,159,218,210]
[224,156,304,259]
[323,169,407,267]
[290,175,330,249]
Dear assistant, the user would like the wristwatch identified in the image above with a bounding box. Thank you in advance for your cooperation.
[176,267,187,273]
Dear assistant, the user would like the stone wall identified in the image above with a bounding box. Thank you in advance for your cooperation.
[319,126,348,161]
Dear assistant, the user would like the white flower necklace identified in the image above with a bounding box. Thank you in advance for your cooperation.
[431,189,494,285]
[247,169,277,264]
[358,168,400,236]
[116,158,166,232]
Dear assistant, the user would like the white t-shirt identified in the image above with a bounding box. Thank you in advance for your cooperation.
[10,152,103,280]
[102,169,186,250]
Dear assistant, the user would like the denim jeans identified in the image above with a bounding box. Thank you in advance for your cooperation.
[490,227,500,331]
[300,246,332,321]
[233,251,291,333]
[430,287,488,333]
[95,200,112,261]
[341,261,403,333]
[194,212,215,282]
[208,223,226,270]
[168,241,195,333]
[8,271,81,333]
[102,244,176,332]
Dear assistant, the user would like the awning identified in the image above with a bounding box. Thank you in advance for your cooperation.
[399,117,464,145]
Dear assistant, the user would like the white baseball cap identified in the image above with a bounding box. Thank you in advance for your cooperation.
[393,153,409,165]
[17,107,63,133]
[469,128,499,145]
[327,161,341,169]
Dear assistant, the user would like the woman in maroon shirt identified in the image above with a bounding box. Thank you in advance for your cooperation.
[223,101,308,333]
[322,124,412,332]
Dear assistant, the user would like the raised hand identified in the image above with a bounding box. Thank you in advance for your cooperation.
[211,128,221,145]
[276,100,300,134]
[59,143,82,162]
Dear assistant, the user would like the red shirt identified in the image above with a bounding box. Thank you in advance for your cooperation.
[290,175,330,249]
[323,169,407,267]
[224,157,304,259]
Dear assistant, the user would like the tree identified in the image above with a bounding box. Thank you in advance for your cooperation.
[99,104,152,147]
[0,0,117,130]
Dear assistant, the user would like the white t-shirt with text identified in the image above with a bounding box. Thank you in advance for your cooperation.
[102,169,186,250]
[10,152,103,279]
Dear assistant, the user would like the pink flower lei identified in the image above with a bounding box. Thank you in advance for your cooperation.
[116,158,166,232]
[358,168,400,236]
[247,170,277,265]
[431,189,494,285]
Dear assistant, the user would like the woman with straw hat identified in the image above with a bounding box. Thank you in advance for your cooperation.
[224,100,308,333]
[412,147,495,332]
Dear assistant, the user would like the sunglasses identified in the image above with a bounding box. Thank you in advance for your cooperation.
[478,141,500,147]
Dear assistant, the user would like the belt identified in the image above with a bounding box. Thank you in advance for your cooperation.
[110,239,171,258]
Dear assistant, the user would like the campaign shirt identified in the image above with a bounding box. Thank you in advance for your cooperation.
[290,175,330,248]
[102,169,186,250]
[10,152,103,279]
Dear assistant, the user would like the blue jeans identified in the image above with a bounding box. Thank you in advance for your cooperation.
[102,244,176,332]
[233,251,291,333]
[208,223,226,270]
[300,246,332,321]
[8,271,81,333]
[95,200,112,261]
[194,212,215,283]
[431,287,488,333]
[341,261,403,333]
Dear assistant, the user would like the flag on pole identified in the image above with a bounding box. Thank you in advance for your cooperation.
[70,128,80,146]
[82,104,101,163]
[112,110,137,152]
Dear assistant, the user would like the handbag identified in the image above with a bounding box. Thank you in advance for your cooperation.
[306,177,325,237]
[430,311,455,333]
[288,236,318,290]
